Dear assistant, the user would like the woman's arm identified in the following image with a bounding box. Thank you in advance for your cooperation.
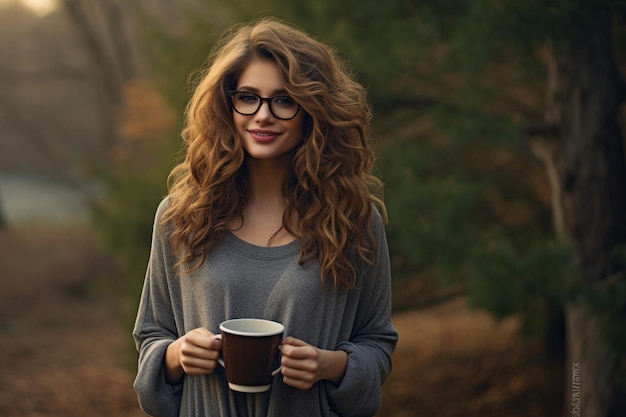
[325,209,399,417]
[133,198,185,417]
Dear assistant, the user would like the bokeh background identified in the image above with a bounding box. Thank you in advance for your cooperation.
[1,1,625,416]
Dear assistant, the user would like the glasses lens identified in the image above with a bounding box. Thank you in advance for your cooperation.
[270,96,299,119]
[231,92,260,115]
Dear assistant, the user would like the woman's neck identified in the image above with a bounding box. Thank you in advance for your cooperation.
[228,155,297,246]
[245,156,290,208]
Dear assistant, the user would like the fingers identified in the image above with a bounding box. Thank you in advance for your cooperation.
[281,337,317,363]
[282,336,307,347]
[280,337,348,389]
[280,337,320,390]
[281,366,317,390]
[186,328,222,349]
[179,327,222,376]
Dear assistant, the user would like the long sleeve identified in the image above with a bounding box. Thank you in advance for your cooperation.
[326,210,398,417]
[132,198,183,417]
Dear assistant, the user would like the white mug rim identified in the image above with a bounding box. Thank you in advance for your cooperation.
[219,318,284,337]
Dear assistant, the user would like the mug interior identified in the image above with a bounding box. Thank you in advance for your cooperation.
[220,318,284,336]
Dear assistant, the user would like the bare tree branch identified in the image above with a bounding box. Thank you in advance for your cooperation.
[61,0,124,105]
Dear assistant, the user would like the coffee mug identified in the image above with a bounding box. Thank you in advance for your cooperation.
[214,318,284,393]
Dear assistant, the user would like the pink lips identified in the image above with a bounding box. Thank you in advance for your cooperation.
[247,129,281,143]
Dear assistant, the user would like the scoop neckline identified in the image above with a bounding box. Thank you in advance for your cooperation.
[223,230,301,259]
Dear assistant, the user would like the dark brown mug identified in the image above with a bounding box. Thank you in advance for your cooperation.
[215,318,284,393]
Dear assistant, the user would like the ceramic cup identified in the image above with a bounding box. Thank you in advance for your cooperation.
[215,318,284,393]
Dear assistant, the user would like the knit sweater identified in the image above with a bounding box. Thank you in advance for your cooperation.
[133,198,398,417]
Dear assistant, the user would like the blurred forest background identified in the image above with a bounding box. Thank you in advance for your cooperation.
[1,0,625,416]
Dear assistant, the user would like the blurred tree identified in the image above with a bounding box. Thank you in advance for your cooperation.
[0,0,145,229]
[0,3,86,228]
[433,2,626,415]
[59,0,139,154]
[91,80,177,292]
[524,5,626,415]
[44,0,181,277]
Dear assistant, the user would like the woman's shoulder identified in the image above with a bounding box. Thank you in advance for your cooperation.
[155,195,170,219]
[153,195,175,235]
[370,203,387,230]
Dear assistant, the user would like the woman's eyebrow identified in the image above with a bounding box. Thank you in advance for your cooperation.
[237,86,289,95]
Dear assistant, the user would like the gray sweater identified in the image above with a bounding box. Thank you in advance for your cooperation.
[133,198,398,417]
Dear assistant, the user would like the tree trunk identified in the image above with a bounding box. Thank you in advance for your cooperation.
[60,0,139,158]
[535,7,626,417]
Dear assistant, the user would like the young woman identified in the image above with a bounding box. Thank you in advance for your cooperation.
[133,17,398,417]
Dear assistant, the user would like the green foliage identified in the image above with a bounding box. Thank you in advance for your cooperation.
[445,0,623,64]
[90,161,169,295]
[89,149,171,370]
[379,142,481,279]
[468,238,573,324]
[136,9,222,111]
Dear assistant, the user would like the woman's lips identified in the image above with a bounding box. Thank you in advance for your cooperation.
[247,129,281,142]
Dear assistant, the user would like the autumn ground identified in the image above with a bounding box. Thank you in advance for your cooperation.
[0,229,563,417]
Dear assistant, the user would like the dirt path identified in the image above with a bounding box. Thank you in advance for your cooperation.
[0,229,562,417]
[0,229,144,417]
[380,300,563,416]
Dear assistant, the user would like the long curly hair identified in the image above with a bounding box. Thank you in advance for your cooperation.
[164,17,386,289]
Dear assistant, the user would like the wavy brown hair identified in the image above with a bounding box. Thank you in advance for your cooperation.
[164,17,386,289]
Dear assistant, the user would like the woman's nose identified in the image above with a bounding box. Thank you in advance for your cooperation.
[254,101,274,121]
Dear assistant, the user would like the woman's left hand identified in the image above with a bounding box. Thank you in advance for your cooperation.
[280,336,348,390]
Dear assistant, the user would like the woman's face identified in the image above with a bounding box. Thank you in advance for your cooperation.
[232,58,305,162]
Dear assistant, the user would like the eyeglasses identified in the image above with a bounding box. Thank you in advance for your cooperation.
[227,90,301,120]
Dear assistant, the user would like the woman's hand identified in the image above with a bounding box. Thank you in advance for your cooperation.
[164,327,222,384]
[280,336,348,390]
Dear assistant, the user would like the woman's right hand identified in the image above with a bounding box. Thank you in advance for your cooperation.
[164,327,222,384]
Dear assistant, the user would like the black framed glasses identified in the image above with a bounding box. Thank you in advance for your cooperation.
[227,90,301,120]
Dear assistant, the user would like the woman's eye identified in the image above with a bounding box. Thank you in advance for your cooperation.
[237,93,259,103]
[273,96,296,106]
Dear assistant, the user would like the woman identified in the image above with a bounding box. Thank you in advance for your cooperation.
[133,17,397,417]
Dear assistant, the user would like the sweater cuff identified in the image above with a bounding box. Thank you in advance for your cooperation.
[326,342,381,417]
[134,340,183,417]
